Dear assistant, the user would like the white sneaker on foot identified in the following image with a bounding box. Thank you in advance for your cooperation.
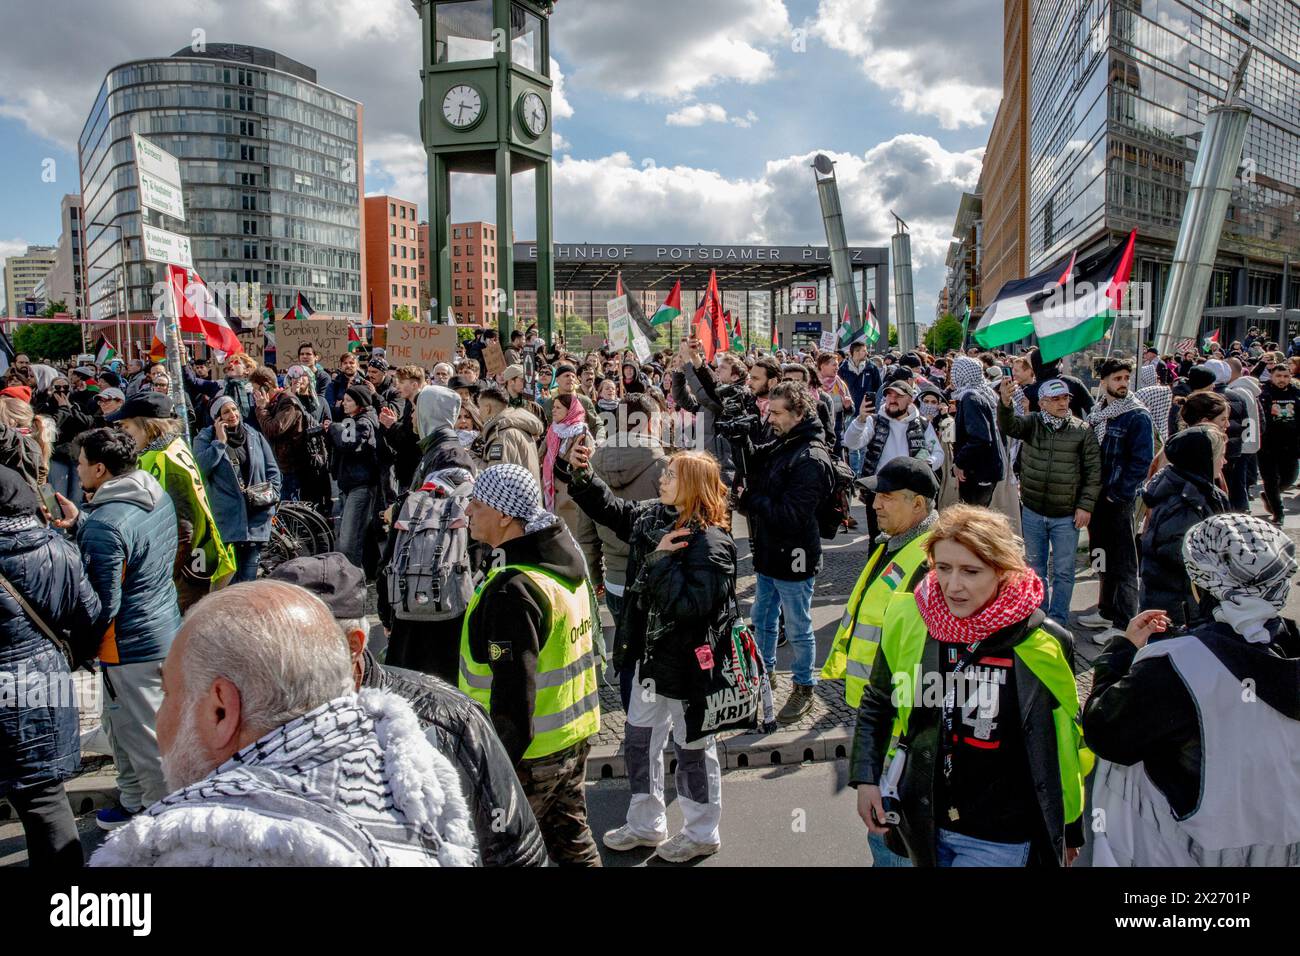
[1091,627,1125,646]
[603,824,665,851]
[654,832,720,863]
[1075,611,1113,629]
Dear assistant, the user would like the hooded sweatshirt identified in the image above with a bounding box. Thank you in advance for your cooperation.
[409,386,476,491]
[76,469,182,664]
[590,430,670,590]
[1227,374,1262,455]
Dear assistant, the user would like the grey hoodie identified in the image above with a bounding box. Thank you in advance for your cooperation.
[1227,375,1262,455]
[84,469,166,513]
[415,385,461,439]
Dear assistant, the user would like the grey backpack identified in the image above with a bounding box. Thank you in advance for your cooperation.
[384,468,476,622]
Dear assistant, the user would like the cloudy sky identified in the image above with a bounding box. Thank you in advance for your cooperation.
[0,0,1002,318]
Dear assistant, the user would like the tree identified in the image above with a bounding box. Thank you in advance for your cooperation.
[888,325,899,347]
[14,302,81,362]
[924,312,965,354]
[391,305,414,322]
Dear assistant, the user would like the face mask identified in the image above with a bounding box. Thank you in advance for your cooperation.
[920,402,941,419]
[456,429,479,447]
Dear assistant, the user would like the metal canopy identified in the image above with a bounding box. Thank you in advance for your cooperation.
[511,242,889,292]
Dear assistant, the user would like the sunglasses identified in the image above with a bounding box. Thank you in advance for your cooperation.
[53,386,70,393]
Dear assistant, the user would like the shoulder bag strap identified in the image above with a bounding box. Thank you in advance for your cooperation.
[0,569,73,666]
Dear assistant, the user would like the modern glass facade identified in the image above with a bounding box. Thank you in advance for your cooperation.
[1028,0,1300,332]
[78,45,364,336]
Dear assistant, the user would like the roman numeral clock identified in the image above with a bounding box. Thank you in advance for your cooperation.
[413,0,558,339]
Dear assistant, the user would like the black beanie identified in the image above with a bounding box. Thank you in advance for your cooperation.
[1187,365,1217,391]
[345,385,372,412]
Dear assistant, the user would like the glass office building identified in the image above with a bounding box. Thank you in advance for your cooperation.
[1028,0,1300,339]
[79,44,364,342]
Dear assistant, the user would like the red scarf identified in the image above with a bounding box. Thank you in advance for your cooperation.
[913,568,1044,644]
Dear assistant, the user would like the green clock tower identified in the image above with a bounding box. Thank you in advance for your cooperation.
[413,0,558,339]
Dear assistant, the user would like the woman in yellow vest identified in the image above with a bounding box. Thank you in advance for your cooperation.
[109,392,236,610]
[850,504,1091,866]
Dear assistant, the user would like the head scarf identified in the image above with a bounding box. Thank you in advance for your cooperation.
[542,394,586,509]
[950,355,994,401]
[473,463,557,535]
[1135,362,1173,443]
[1183,514,1298,644]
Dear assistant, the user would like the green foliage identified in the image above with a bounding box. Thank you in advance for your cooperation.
[924,312,965,354]
[14,304,82,361]
[456,327,476,345]
[391,305,414,323]
[887,325,898,347]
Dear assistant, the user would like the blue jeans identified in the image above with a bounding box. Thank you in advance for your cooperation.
[604,591,635,712]
[232,542,262,583]
[1021,507,1079,626]
[337,485,377,570]
[48,458,81,506]
[848,447,865,477]
[280,471,301,502]
[752,574,816,687]
[868,830,912,867]
[936,828,1031,867]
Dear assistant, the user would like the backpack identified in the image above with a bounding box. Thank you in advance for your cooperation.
[815,451,857,540]
[383,469,476,622]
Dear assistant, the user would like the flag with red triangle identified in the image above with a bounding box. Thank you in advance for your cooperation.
[347,323,363,353]
[164,264,244,359]
[1202,328,1221,353]
[723,310,743,352]
[692,301,716,363]
[650,280,682,326]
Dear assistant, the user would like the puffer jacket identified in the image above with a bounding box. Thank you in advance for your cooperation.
[0,519,105,795]
[476,407,544,483]
[997,401,1101,517]
[75,469,182,665]
[361,654,548,867]
[328,408,381,493]
[1138,428,1230,628]
[194,423,282,543]
[563,462,737,699]
[741,416,835,581]
[588,432,669,589]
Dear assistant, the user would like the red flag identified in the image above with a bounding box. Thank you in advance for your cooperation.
[166,265,244,358]
[692,301,717,363]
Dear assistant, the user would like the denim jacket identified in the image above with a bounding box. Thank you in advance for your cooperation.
[1098,407,1154,503]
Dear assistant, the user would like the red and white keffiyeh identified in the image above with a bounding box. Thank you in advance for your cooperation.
[914,568,1045,644]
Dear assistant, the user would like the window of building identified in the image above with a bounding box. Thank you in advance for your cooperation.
[454,278,461,290]
[454,262,461,273]
[455,296,463,307]
[401,246,407,259]
[466,226,474,238]
[391,243,397,256]
[434,0,494,63]
[510,4,542,73]
[453,245,460,257]
[391,265,397,277]
[391,224,396,237]
[467,261,474,272]
[453,227,461,239]
[390,202,396,217]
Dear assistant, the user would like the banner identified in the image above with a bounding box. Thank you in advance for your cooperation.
[274,319,355,365]
[385,322,461,371]
[608,295,632,349]
[483,339,506,377]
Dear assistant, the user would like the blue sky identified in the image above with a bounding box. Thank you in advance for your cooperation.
[0,0,1004,317]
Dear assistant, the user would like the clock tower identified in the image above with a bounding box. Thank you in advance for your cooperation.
[414,0,558,339]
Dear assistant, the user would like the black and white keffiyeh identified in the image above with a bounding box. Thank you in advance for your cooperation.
[473,462,557,534]
[1183,514,1298,644]
[950,356,996,401]
[1087,392,1145,441]
[1135,363,1173,443]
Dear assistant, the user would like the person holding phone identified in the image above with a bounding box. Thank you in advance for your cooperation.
[560,443,736,863]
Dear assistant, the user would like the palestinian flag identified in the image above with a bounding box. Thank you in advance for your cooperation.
[960,304,972,346]
[348,323,363,353]
[1202,328,1221,353]
[616,273,659,342]
[839,302,880,348]
[835,304,856,348]
[724,310,743,352]
[94,334,116,366]
[881,561,906,591]
[771,321,778,350]
[974,254,1076,349]
[650,280,682,326]
[262,292,276,362]
[1032,230,1137,362]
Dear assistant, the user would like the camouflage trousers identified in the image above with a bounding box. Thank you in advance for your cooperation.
[517,739,602,867]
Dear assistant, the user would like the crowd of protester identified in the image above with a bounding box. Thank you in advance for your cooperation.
[0,319,1297,869]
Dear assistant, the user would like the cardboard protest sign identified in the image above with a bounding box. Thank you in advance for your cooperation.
[483,339,506,377]
[384,322,460,371]
[275,319,354,365]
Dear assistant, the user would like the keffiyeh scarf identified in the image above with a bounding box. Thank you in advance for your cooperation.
[913,568,1045,644]
[1183,515,1298,644]
[1087,393,1145,441]
[1135,363,1173,443]
[950,356,996,402]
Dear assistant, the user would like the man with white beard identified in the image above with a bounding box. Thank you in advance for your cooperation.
[89,581,478,867]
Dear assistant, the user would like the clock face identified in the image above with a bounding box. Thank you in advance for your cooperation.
[519,91,548,137]
[442,85,484,130]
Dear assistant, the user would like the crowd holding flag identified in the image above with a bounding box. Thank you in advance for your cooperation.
[616,272,659,342]
[94,334,116,366]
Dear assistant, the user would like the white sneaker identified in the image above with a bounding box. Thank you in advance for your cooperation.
[1075,611,1113,629]
[654,832,721,863]
[1091,627,1125,646]
[603,824,665,851]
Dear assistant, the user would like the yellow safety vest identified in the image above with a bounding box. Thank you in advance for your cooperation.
[458,564,600,760]
[139,437,237,585]
[878,593,1094,827]
[821,533,931,708]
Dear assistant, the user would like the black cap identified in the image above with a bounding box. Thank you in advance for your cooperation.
[448,375,479,393]
[106,391,174,422]
[883,379,915,398]
[269,552,366,619]
[555,363,577,377]
[1187,365,1217,391]
[856,457,939,500]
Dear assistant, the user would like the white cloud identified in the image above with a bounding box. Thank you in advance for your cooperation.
[811,0,1002,129]
[665,103,730,127]
[553,0,791,100]
[363,134,428,206]
[550,58,574,120]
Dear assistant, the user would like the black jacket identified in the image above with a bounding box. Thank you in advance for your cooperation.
[954,389,1005,485]
[384,399,423,490]
[464,520,589,766]
[741,416,834,581]
[329,408,381,492]
[1138,429,1230,628]
[1083,619,1300,819]
[360,653,548,867]
[849,609,1083,866]
[409,427,478,492]
[564,464,736,699]
[32,396,93,465]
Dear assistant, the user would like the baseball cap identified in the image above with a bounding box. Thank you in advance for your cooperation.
[856,457,939,500]
[502,364,525,383]
[96,387,126,403]
[367,357,390,372]
[883,379,915,398]
[107,392,173,422]
[269,552,365,620]
[1038,379,1070,399]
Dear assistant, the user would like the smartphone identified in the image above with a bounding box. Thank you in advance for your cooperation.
[41,483,63,520]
